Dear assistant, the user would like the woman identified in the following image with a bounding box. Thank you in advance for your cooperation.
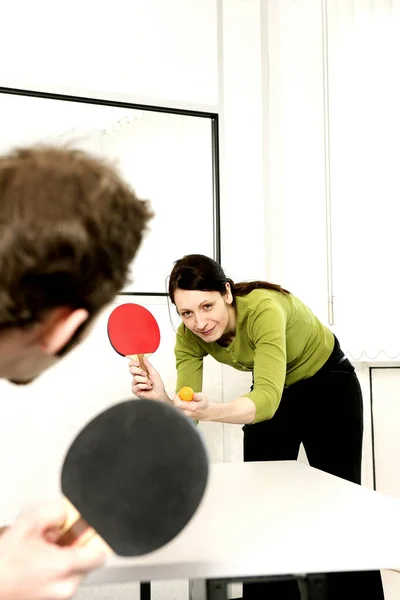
[130,254,384,600]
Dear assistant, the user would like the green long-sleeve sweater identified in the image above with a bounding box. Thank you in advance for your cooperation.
[174,289,334,423]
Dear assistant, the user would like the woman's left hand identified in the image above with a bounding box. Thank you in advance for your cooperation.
[173,392,213,421]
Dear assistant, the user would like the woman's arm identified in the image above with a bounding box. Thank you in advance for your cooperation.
[174,393,256,424]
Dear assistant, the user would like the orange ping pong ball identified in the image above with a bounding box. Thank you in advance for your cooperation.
[178,386,194,402]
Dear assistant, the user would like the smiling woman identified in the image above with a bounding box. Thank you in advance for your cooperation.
[128,252,384,600]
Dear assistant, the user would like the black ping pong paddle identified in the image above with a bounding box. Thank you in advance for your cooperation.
[1,400,209,557]
[58,399,209,556]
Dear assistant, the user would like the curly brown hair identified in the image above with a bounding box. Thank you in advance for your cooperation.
[0,146,153,330]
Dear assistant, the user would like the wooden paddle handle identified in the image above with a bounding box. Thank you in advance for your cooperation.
[128,353,148,375]
[0,498,111,553]
[57,497,111,552]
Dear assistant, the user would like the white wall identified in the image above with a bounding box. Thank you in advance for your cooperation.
[0,0,218,107]
[0,0,267,474]
[261,0,328,321]
[0,2,265,599]
[370,367,400,497]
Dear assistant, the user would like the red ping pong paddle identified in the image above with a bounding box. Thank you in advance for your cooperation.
[1,399,209,557]
[107,303,160,374]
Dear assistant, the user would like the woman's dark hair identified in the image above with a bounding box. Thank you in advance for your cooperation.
[168,254,290,306]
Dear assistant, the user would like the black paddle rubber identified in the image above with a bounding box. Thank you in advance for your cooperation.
[61,399,209,556]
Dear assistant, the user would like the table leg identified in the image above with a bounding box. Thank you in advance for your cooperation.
[140,582,151,600]
[299,575,328,600]
[206,580,228,600]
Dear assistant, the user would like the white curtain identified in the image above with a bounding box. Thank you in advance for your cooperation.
[327,0,400,360]
[264,0,400,361]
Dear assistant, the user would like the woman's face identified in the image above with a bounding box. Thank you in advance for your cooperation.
[174,285,234,343]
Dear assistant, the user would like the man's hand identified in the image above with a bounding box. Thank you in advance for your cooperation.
[0,501,106,600]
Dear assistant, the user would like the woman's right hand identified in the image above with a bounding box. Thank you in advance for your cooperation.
[129,356,170,402]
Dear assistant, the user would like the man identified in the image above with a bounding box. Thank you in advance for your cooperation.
[0,146,153,599]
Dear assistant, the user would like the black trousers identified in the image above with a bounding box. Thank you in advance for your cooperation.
[242,337,385,600]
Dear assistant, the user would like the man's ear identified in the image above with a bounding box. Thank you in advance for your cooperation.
[38,308,89,355]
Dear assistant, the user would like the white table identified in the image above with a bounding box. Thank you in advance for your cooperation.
[84,461,400,599]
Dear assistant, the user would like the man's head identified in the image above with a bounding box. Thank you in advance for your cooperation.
[0,146,153,383]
